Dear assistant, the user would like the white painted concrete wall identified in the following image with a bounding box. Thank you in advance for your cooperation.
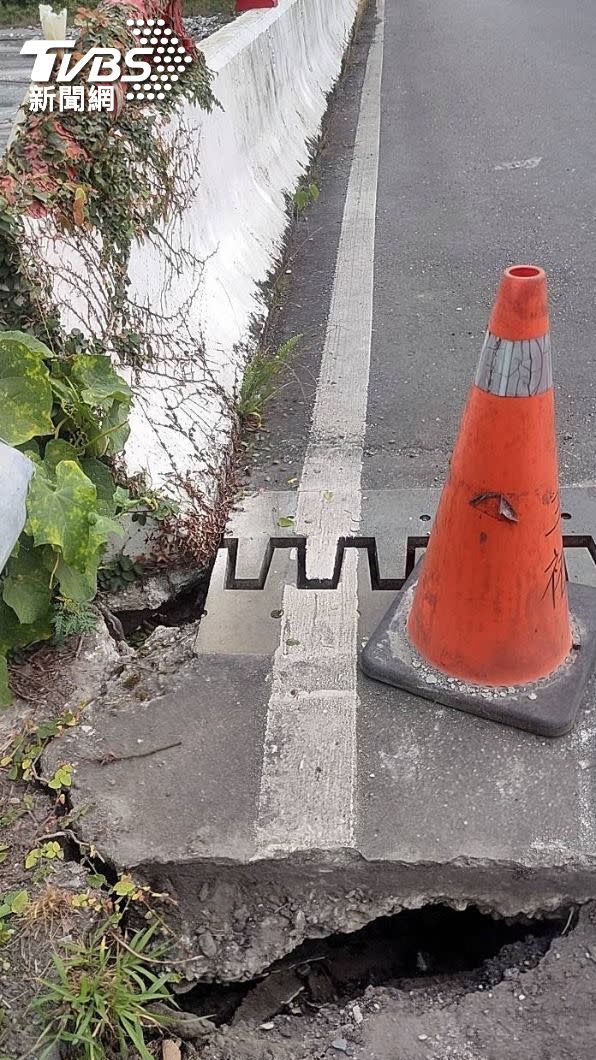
[35,0,359,495]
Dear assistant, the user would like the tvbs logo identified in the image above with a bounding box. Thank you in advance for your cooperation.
[22,18,193,113]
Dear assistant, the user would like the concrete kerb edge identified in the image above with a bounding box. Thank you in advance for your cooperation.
[128,851,596,981]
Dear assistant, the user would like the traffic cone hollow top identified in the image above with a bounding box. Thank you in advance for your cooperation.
[360,265,596,737]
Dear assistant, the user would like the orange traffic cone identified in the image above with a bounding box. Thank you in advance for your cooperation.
[361,265,596,737]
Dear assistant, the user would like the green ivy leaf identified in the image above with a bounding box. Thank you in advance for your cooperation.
[2,542,52,624]
[17,439,40,458]
[24,849,40,870]
[47,764,73,790]
[44,439,81,475]
[0,331,54,444]
[10,890,29,914]
[104,398,131,455]
[0,597,52,655]
[68,354,131,407]
[56,553,101,603]
[26,460,97,570]
[42,841,63,860]
[0,331,54,359]
[112,874,137,898]
[88,512,123,553]
[86,397,131,458]
[81,458,117,515]
[87,872,108,888]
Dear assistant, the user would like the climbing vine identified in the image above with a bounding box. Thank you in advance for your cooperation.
[0,1,230,511]
[0,0,213,337]
[0,1,218,702]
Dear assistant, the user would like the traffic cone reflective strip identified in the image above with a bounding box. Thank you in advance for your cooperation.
[475,332,552,396]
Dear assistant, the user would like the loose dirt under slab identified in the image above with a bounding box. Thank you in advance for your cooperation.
[194,903,596,1060]
[183,904,567,1027]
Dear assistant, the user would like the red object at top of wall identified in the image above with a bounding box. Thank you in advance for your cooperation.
[235,0,278,10]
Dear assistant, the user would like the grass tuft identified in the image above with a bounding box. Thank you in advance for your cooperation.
[236,335,301,430]
[26,886,74,934]
[34,919,177,1060]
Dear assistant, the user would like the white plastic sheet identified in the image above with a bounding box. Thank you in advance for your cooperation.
[0,441,34,575]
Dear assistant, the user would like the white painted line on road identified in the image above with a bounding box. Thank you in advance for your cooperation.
[256,0,385,855]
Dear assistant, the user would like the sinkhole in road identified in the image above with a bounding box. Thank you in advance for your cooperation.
[114,574,210,646]
[184,903,573,1027]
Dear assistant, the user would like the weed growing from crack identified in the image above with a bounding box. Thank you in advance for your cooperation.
[34,919,178,1060]
[0,889,29,948]
[0,711,80,784]
[293,179,320,218]
[236,335,302,431]
[52,601,98,645]
[97,555,145,595]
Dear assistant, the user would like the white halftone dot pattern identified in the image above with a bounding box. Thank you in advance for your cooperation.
[125,18,194,103]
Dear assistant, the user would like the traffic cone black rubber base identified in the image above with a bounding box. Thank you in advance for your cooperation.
[360,564,596,738]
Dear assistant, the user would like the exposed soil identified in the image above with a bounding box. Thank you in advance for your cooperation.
[0,772,102,1059]
[0,618,126,1058]
[186,14,235,42]
[0,615,207,1058]
[184,905,566,1025]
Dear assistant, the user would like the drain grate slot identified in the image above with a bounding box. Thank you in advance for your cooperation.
[221,534,596,591]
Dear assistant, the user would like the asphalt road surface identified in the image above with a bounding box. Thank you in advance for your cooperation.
[251,0,596,493]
